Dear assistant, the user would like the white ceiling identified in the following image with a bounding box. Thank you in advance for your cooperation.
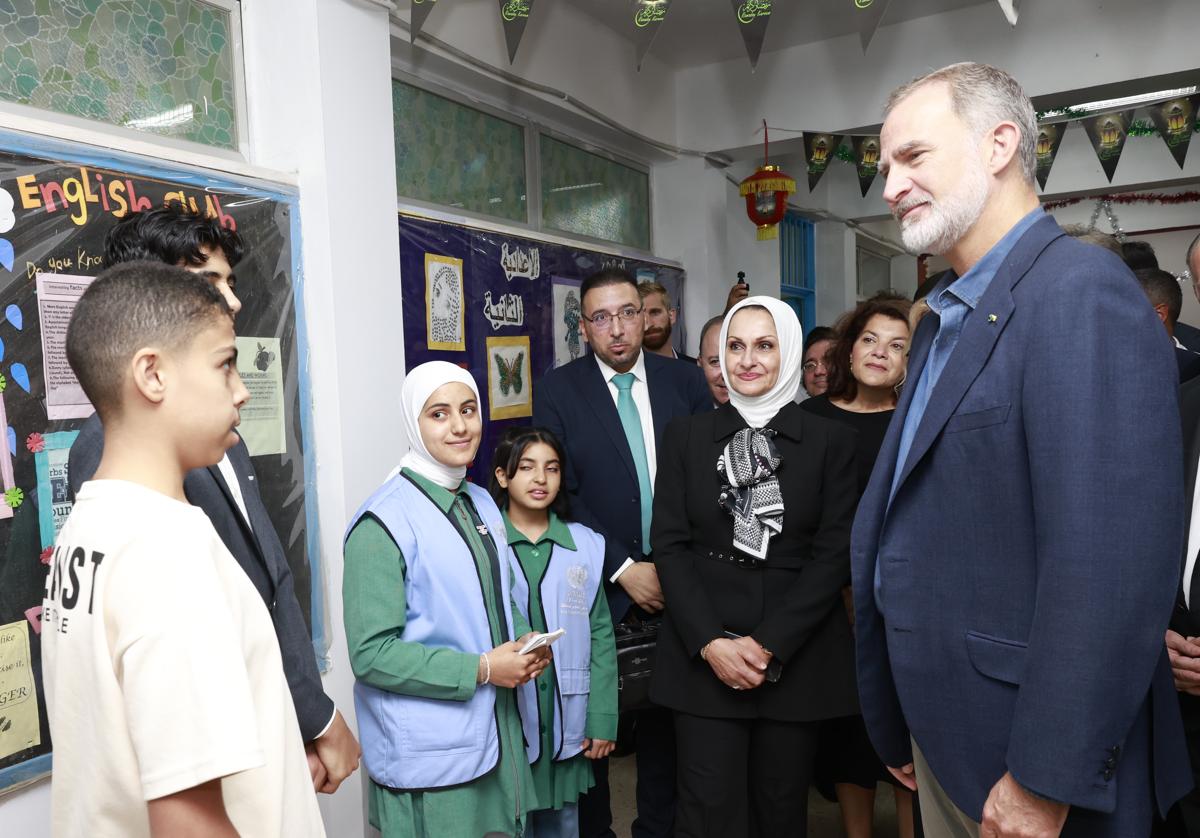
[565,0,996,68]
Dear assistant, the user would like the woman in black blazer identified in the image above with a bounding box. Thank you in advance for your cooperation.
[649,296,860,838]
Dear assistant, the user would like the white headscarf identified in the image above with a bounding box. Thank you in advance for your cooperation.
[720,296,804,429]
[393,361,482,489]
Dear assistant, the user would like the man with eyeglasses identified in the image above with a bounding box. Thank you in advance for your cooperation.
[534,267,710,838]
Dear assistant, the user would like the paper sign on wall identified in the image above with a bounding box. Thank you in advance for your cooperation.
[0,620,40,761]
[235,337,286,457]
[36,273,96,420]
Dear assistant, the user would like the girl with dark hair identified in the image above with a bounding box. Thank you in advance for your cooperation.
[800,294,916,838]
[491,427,618,838]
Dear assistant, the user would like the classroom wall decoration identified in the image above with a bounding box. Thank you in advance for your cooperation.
[0,132,319,795]
[399,214,685,485]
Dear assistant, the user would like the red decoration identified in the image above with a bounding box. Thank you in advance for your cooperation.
[740,121,797,241]
[1043,191,1200,210]
[26,432,44,453]
[40,546,52,565]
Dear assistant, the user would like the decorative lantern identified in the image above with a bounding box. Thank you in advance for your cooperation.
[739,122,796,241]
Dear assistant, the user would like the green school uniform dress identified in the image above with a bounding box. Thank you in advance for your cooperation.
[343,469,537,838]
[503,510,619,811]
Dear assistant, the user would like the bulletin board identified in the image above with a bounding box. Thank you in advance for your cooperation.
[0,131,321,794]
[399,214,685,485]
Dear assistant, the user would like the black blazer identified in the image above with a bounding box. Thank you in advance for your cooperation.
[1176,377,1200,737]
[67,414,335,741]
[533,350,711,621]
[648,401,860,721]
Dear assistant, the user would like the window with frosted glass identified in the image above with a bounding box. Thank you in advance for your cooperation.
[392,80,527,223]
[0,0,239,149]
[540,135,649,250]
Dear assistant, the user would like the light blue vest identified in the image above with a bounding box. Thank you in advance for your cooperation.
[347,473,525,790]
[510,521,604,763]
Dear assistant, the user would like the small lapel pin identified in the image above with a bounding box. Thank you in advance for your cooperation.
[476,524,489,536]
[987,314,998,323]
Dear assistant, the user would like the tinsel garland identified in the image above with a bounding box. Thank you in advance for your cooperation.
[1041,191,1200,210]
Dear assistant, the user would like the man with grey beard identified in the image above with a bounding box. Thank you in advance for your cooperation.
[851,62,1190,838]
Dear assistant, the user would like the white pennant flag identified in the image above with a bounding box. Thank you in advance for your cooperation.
[996,0,1020,25]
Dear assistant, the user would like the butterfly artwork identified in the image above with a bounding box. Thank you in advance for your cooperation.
[494,351,524,396]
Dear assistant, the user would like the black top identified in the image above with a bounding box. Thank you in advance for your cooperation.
[648,401,860,721]
[800,394,895,495]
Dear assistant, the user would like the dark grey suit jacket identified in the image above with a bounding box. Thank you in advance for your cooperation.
[67,414,334,741]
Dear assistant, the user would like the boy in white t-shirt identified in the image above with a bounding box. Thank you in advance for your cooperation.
[41,261,325,837]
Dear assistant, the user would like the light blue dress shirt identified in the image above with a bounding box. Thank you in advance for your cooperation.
[876,208,1045,606]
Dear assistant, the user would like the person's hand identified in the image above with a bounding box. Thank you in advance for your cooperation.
[582,738,615,759]
[305,743,328,792]
[980,771,1068,838]
[703,637,766,690]
[514,632,555,667]
[618,562,664,612]
[1166,630,1200,695]
[888,763,917,791]
[485,640,550,688]
[312,710,361,793]
[724,282,749,312]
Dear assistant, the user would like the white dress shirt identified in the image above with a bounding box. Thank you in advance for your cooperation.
[1185,458,1200,608]
[216,453,252,530]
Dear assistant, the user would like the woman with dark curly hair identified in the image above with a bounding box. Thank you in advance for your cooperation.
[800,293,915,838]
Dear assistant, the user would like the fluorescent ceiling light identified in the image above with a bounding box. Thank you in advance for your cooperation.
[1041,86,1198,120]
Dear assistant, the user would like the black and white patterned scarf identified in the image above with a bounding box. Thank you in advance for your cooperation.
[717,428,783,560]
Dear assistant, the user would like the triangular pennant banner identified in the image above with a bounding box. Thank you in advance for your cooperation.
[853,136,881,197]
[854,0,893,52]
[1083,110,1134,183]
[803,133,842,191]
[996,0,1019,25]
[498,0,535,63]
[410,0,438,42]
[1034,123,1066,191]
[631,0,671,70]
[730,0,772,70]
[1147,94,1200,169]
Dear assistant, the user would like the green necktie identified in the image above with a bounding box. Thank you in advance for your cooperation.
[612,372,653,553]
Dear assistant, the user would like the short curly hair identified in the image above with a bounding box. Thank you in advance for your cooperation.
[824,294,913,402]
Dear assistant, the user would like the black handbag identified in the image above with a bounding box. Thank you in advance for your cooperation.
[614,614,660,714]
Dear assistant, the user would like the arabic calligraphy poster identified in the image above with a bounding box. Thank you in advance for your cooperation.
[398,214,684,484]
[486,335,532,420]
[551,277,583,368]
[425,253,466,351]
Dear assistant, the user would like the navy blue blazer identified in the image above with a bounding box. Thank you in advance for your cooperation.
[851,215,1191,835]
[533,350,712,621]
[67,414,335,741]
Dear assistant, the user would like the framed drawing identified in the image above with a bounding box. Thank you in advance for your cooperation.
[486,335,532,420]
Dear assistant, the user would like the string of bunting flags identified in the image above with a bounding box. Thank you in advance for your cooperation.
[787,92,1200,197]
[405,0,1019,68]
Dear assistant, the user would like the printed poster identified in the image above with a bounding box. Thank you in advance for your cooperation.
[235,336,286,457]
[35,273,96,420]
[34,430,79,549]
[551,277,583,368]
[426,253,466,352]
[0,620,40,761]
[486,335,532,420]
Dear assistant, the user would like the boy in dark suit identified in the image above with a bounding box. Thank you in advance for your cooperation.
[67,205,360,793]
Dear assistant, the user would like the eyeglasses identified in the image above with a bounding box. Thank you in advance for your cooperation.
[802,360,827,372]
[582,305,643,331]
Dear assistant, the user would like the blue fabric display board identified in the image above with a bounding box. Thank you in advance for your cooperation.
[399,214,685,485]
[0,131,321,795]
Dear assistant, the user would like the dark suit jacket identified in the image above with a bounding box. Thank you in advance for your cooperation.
[1178,346,1200,384]
[68,414,334,741]
[533,350,711,620]
[1175,377,1200,734]
[851,215,1191,835]
[1177,321,1200,355]
[648,401,859,721]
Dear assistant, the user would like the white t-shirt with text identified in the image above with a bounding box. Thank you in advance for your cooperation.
[41,479,324,837]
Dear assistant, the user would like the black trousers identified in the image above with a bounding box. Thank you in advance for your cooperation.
[674,711,821,838]
[1153,723,1200,837]
[579,706,677,838]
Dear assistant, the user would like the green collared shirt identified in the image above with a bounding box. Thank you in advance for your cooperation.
[343,469,535,837]
[504,509,618,810]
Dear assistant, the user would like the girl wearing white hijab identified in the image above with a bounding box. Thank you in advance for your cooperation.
[343,361,549,838]
[648,297,862,838]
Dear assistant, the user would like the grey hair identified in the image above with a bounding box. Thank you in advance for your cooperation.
[885,62,1038,185]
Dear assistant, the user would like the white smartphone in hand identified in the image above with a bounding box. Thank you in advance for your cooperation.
[519,628,565,655]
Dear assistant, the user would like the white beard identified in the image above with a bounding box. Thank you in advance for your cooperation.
[896,158,989,256]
